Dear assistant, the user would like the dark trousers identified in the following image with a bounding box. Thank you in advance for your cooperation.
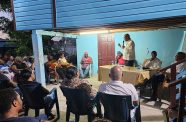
[90,93,102,117]
[44,93,55,116]
[125,60,135,66]
[147,73,165,99]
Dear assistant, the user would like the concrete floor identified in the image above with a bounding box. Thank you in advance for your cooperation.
[46,76,169,122]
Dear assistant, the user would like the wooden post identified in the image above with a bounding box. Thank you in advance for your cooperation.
[170,65,176,107]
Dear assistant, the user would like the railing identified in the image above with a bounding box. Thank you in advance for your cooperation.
[159,58,186,108]
[169,77,186,122]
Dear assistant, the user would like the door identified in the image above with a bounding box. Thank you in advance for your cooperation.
[98,33,115,66]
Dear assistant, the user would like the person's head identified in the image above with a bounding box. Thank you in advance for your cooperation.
[77,83,92,96]
[28,57,34,64]
[59,52,65,58]
[124,34,131,41]
[23,56,28,62]
[0,59,5,65]
[175,52,186,61]
[0,88,22,118]
[109,66,123,81]
[84,51,89,58]
[151,51,157,59]
[117,51,123,57]
[14,57,22,64]
[20,69,35,81]
[9,56,14,61]
[47,55,53,61]
[65,66,78,79]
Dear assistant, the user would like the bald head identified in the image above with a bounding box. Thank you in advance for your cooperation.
[109,66,123,81]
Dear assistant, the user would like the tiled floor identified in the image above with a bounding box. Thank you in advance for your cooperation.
[46,76,169,122]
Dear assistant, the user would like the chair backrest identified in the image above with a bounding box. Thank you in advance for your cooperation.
[175,70,186,101]
[99,92,133,122]
[18,83,46,109]
[60,86,91,115]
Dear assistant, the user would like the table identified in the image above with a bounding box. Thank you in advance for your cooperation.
[98,65,157,85]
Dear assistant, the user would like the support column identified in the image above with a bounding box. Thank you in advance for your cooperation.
[32,30,46,86]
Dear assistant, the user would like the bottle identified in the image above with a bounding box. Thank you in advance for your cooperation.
[111,61,114,65]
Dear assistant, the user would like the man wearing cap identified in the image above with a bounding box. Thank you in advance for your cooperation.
[80,51,92,78]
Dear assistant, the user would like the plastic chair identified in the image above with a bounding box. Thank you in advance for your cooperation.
[80,63,93,78]
[60,86,93,122]
[99,92,141,122]
[18,84,60,120]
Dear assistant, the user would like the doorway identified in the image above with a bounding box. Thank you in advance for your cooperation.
[98,33,115,66]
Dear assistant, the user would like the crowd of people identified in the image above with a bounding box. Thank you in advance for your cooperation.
[44,51,93,84]
[0,34,186,122]
[0,55,35,89]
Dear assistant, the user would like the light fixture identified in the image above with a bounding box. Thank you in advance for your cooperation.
[79,30,109,35]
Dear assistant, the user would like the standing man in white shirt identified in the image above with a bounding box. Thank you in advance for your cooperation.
[99,66,138,120]
[142,51,162,69]
[118,34,135,66]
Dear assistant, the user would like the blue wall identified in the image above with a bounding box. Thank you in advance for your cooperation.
[14,0,186,30]
[13,0,53,30]
[56,0,186,29]
[76,28,186,76]
[115,28,186,67]
[76,34,98,75]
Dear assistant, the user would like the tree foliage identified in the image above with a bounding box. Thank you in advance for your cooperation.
[0,0,11,11]
[0,0,33,56]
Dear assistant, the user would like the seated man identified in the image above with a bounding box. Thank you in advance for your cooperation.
[145,52,186,101]
[80,51,92,78]
[18,69,55,119]
[0,88,48,122]
[116,51,125,65]
[99,66,139,120]
[142,51,162,69]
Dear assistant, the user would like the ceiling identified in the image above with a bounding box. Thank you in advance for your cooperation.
[58,16,186,34]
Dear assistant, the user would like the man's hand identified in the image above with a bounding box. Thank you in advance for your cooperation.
[118,43,125,49]
[163,81,169,88]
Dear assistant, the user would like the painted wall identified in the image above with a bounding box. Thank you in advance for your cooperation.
[57,0,186,29]
[115,28,186,67]
[14,0,186,30]
[13,0,53,30]
[76,28,186,76]
[76,34,98,75]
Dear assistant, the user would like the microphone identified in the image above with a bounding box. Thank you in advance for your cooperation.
[123,40,125,47]
[147,48,149,55]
